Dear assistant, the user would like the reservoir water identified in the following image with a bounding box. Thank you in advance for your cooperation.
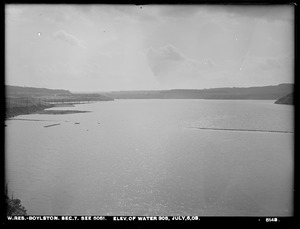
[5,99,294,216]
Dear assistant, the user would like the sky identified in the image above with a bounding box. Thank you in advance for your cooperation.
[5,4,294,92]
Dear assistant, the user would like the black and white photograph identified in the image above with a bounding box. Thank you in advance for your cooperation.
[4,3,295,222]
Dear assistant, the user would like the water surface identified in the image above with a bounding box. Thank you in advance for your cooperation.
[5,100,294,216]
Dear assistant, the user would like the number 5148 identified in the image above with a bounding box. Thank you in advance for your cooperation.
[266,218,278,222]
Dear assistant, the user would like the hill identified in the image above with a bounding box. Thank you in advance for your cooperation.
[5,85,114,101]
[5,85,114,118]
[104,84,293,100]
[6,85,72,97]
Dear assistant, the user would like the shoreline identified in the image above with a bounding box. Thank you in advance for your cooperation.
[5,103,93,119]
[5,104,54,119]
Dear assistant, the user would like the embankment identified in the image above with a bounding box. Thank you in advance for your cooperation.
[6,104,53,119]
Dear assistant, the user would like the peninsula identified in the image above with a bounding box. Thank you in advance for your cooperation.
[5,85,114,118]
[274,92,294,105]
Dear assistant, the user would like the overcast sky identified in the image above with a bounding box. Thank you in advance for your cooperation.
[5,4,294,92]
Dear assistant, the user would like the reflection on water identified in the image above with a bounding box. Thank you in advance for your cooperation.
[5,100,293,216]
